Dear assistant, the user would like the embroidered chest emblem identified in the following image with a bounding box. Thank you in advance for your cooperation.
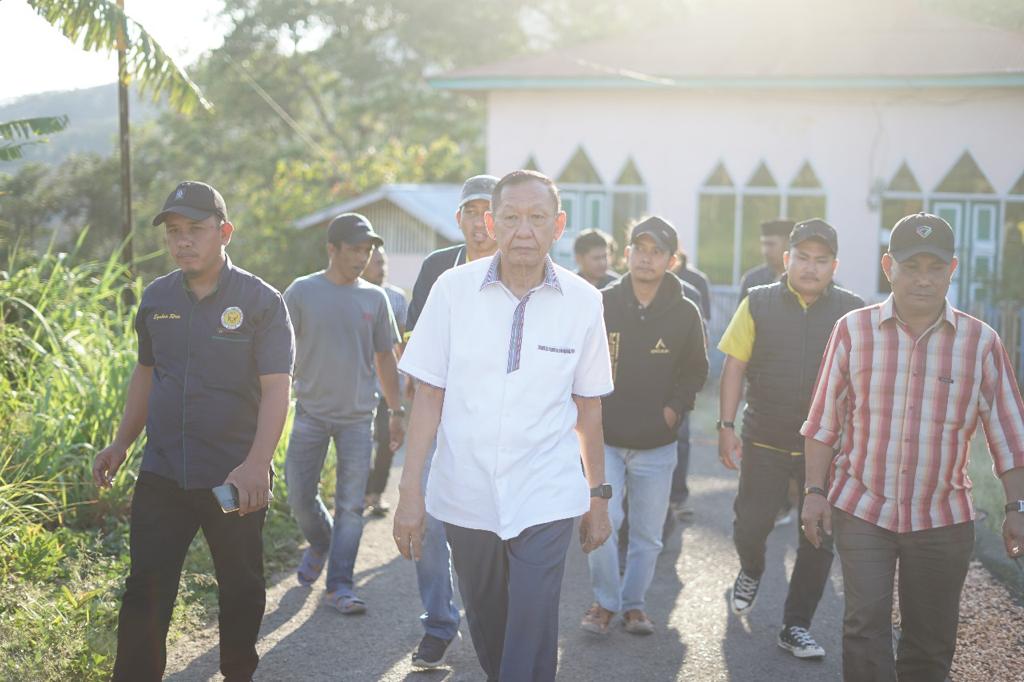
[221,306,244,330]
[651,338,671,355]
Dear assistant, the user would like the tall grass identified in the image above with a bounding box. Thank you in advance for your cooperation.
[0,236,305,680]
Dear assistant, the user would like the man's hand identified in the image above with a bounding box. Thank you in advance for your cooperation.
[393,490,426,560]
[663,406,680,431]
[224,460,271,516]
[801,493,832,548]
[718,428,742,470]
[388,415,405,452]
[1003,511,1024,559]
[93,444,128,488]
[579,500,611,553]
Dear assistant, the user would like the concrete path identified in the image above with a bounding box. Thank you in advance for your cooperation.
[165,423,848,681]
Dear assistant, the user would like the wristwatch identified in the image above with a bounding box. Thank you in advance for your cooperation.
[1005,500,1024,514]
[805,486,828,498]
[590,484,613,499]
[387,406,407,418]
[716,420,735,431]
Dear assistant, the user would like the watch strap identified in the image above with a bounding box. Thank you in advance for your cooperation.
[716,420,735,430]
[590,484,613,499]
[805,486,828,498]
[1005,500,1024,513]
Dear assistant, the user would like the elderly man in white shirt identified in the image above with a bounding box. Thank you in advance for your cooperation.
[393,170,614,682]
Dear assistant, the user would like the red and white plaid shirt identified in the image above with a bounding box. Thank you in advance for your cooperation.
[801,295,1024,533]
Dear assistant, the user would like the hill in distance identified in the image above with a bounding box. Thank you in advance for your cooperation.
[0,83,163,170]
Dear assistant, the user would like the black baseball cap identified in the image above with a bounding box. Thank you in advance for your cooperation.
[630,216,678,254]
[152,181,227,226]
[761,218,795,238]
[459,174,499,209]
[888,213,955,263]
[327,213,383,247]
[790,218,838,256]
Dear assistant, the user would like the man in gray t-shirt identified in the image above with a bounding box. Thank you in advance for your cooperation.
[282,213,405,614]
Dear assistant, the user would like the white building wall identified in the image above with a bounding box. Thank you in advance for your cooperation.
[486,88,1024,300]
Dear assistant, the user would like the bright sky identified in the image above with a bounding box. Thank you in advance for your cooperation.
[0,0,229,103]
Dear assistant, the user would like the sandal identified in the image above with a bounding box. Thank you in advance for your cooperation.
[296,546,326,587]
[580,602,614,635]
[623,609,654,635]
[326,591,367,615]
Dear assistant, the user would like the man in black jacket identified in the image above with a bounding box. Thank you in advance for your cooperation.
[717,219,864,659]
[581,216,708,636]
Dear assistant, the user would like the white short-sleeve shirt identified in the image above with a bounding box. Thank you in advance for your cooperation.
[398,254,614,539]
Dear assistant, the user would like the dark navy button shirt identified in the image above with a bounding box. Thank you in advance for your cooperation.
[134,255,295,489]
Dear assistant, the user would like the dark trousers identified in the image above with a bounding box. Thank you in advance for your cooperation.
[365,397,392,496]
[833,509,974,682]
[733,440,833,628]
[669,413,692,504]
[112,471,267,682]
[445,518,574,682]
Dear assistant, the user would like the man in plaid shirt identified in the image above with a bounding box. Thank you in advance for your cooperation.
[801,213,1024,682]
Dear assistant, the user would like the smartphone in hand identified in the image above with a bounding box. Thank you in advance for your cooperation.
[212,483,240,513]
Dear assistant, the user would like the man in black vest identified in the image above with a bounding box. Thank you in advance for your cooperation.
[717,219,864,659]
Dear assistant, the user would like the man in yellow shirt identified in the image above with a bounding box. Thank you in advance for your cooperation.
[717,219,864,660]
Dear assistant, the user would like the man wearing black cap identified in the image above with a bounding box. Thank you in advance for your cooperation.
[802,213,1024,680]
[581,216,708,636]
[281,213,404,615]
[717,218,863,659]
[92,181,295,680]
[738,218,793,302]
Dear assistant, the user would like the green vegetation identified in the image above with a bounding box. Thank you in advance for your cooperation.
[0,241,308,680]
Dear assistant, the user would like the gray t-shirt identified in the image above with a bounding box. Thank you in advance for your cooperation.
[284,272,399,424]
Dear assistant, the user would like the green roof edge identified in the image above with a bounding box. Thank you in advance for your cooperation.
[429,74,1024,91]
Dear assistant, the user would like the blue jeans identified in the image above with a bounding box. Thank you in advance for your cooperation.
[588,442,676,613]
[284,405,372,596]
[417,454,460,640]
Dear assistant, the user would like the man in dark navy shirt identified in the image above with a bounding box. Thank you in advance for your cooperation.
[92,181,294,681]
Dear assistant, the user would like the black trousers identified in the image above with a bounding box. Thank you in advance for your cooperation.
[833,509,974,682]
[445,519,573,682]
[365,397,393,496]
[112,471,267,682]
[733,440,833,629]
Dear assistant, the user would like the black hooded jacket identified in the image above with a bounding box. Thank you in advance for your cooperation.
[601,273,709,450]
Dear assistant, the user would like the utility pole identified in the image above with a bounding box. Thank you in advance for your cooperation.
[116,0,133,269]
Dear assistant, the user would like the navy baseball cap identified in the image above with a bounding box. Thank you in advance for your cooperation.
[630,216,678,254]
[152,181,227,226]
[790,218,839,256]
[888,213,955,263]
[761,218,795,238]
[327,213,384,247]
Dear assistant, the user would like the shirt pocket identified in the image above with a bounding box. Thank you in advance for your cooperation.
[202,334,254,391]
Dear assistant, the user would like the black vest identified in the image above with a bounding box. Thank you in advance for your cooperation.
[743,278,864,451]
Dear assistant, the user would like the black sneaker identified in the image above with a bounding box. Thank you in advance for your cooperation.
[411,632,459,669]
[777,625,826,659]
[730,569,760,615]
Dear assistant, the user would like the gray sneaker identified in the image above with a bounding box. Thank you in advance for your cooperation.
[730,569,761,615]
[778,625,825,658]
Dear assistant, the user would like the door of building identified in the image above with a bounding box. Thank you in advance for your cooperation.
[931,200,1000,309]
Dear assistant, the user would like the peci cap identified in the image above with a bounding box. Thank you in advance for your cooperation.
[327,213,384,247]
[789,218,838,256]
[761,218,795,238]
[459,174,499,209]
[152,181,228,226]
[888,213,955,263]
[630,216,678,254]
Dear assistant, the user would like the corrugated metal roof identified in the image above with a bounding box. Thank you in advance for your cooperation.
[434,0,1024,89]
[293,183,464,243]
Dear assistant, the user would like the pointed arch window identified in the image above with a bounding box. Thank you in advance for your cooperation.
[611,157,648,251]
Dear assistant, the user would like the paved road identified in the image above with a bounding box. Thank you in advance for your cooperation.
[165,426,845,681]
